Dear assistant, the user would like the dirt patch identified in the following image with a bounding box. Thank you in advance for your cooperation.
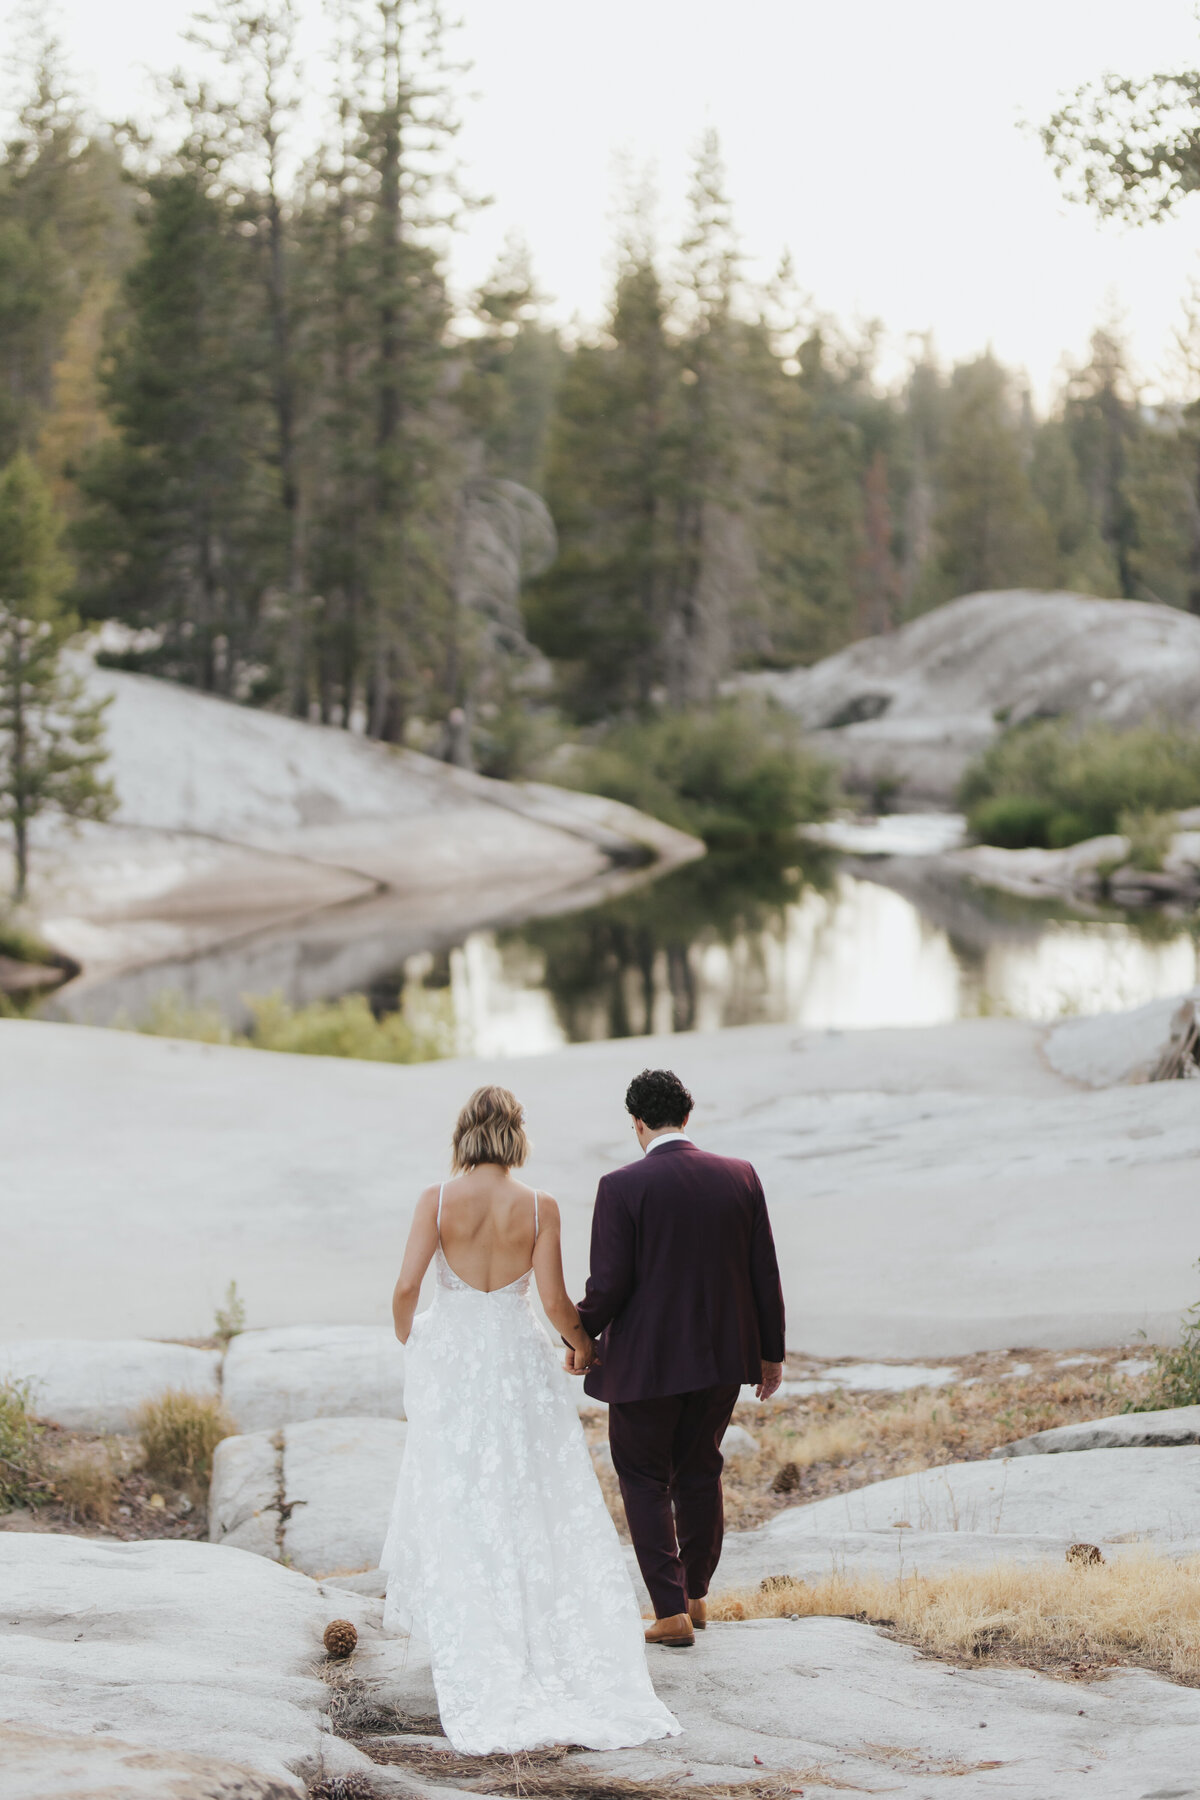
[582,1345,1155,1539]
[0,1423,207,1541]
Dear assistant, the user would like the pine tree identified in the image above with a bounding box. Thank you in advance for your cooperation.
[529,229,674,716]
[74,138,274,694]
[0,456,113,900]
[932,354,1055,599]
[186,0,309,711]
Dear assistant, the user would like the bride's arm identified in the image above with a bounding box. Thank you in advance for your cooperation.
[532,1195,595,1366]
[391,1186,440,1343]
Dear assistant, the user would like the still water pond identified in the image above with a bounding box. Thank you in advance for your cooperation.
[370,848,1200,1059]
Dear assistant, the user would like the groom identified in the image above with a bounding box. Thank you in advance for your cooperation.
[569,1068,785,1649]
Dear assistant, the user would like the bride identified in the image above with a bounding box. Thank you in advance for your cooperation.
[380,1085,680,1755]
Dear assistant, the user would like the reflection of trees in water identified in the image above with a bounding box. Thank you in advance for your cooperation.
[501,845,836,1042]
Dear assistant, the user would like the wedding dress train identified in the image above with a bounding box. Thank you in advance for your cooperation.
[380,1190,680,1755]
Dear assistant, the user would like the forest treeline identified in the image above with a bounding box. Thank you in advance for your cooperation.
[6,2,1200,777]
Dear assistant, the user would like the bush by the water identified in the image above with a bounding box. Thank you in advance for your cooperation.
[129,989,454,1063]
[960,719,1200,849]
[563,701,837,848]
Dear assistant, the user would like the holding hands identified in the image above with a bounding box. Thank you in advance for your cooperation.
[563,1338,598,1377]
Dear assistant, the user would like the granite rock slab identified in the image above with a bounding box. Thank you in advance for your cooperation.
[221,1325,405,1434]
[0,1721,302,1800]
[758,1446,1200,1543]
[0,1338,221,1434]
[991,1404,1200,1458]
[210,1416,407,1578]
[0,1536,383,1789]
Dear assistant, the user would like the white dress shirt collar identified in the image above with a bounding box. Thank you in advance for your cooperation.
[644,1130,690,1154]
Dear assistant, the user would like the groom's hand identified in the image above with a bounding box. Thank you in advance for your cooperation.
[756,1360,784,1401]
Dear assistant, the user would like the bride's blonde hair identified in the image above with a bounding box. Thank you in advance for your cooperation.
[451,1085,530,1171]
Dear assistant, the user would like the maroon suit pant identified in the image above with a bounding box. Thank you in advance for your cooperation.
[608,1383,742,1620]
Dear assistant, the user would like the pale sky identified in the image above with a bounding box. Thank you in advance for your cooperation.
[25,0,1200,404]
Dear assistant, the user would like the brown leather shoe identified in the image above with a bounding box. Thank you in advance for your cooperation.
[644,1612,695,1647]
[688,1598,707,1630]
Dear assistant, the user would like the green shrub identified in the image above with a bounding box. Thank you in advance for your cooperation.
[213,1279,246,1348]
[564,700,837,848]
[960,719,1200,849]
[129,989,454,1063]
[0,915,56,965]
[0,1378,46,1511]
[245,991,453,1062]
[136,1389,234,1486]
[968,795,1058,849]
[1141,1264,1200,1412]
[1119,808,1177,873]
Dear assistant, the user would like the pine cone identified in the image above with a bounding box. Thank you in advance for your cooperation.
[771,1460,801,1494]
[323,1618,359,1659]
[308,1776,378,1800]
[1066,1542,1104,1567]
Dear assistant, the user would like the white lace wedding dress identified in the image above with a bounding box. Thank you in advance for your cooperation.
[380,1189,680,1755]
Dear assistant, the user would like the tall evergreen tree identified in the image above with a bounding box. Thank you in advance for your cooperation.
[0,455,112,900]
[529,233,673,716]
[74,133,275,693]
[932,354,1055,599]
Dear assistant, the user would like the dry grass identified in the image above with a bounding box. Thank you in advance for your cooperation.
[708,1551,1200,1684]
[136,1388,235,1486]
[359,1741,836,1796]
[47,1441,122,1526]
[585,1348,1155,1538]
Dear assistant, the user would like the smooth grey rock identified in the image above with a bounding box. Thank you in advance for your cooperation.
[760,1446,1200,1544]
[210,1417,407,1578]
[9,1011,1200,1359]
[1046,988,1200,1088]
[0,1536,381,1788]
[0,1339,220,1434]
[221,1324,405,1434]
[706,1526,1178,1595]
[357,1610,1200,1799]
[721,1425,759,1458]
[320,1568,388,1599]
[992,1405,1200,1457]
[209,1428,282,1561]
[745,588,1200,804]
[0,1721,302,1800]
[281,1416,406,1578]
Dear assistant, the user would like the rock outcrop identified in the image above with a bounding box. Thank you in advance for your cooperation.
[0,1340,221,1434]
[209,1417,407,1577]
[747,589,1200,804]
[222,1326,405,1434]
[991,1405,1200,1457]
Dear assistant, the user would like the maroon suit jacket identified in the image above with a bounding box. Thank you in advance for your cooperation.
[575,1138,786,1404]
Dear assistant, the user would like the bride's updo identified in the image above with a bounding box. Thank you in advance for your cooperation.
[451,1085,531,1171]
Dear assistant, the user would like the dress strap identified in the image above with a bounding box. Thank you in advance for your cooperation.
[532,1189,539,1241]
[436,1182,445,1240]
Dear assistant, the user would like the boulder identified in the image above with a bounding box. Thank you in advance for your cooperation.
[744,588,1200,804]
[210,1417,407,1578]
[221,1325,405,1434]
[0,1339,220,1434]
[208,1428,282,1561]
[1045,987,1200,1087]
[755,1446,1200,1544]
[721,1425,759,1459]
[0,1535,382,1788]
[0,1721,302,1799]
[991,1404,1200,1457]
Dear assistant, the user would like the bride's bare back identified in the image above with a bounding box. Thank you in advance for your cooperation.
[437,1166,540,1292]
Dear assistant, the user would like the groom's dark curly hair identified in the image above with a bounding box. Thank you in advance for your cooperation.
[625,1068,694,1130]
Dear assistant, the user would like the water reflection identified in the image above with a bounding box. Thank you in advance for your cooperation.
[387,851,1200,1058]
